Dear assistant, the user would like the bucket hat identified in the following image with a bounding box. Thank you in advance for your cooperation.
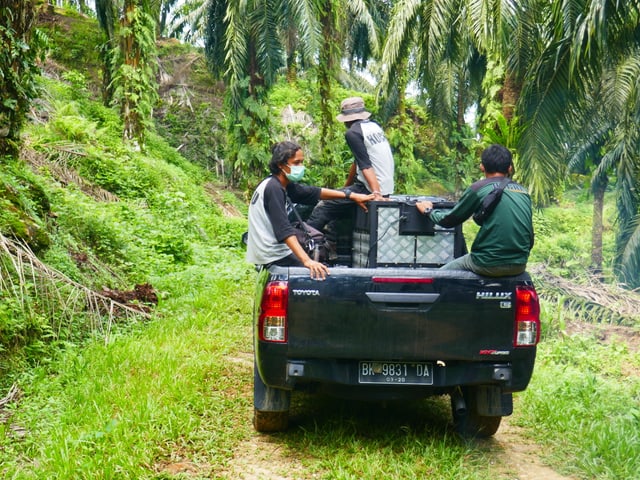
[336,96,371,122]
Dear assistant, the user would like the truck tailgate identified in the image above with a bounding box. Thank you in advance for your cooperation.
[285,267,528,361]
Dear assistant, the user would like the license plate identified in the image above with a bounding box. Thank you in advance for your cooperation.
[358,361,434,385]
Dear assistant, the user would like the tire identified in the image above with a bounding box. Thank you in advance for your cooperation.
[253,409,289,433]
[451,387,502,438]
[253,362,290,433]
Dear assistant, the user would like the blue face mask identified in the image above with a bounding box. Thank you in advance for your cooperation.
[285,164,305,182]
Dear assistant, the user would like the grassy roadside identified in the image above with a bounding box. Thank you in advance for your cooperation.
[0,249,505,480]
[0,221,516,480]
[0,251,257,478]
[3,253,639,479]
[2,184,639,479]
[516,329,640,479]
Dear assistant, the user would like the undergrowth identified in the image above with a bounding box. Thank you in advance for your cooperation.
[516,335,640,480]
[1,17,638,480]
[0,72,246,384]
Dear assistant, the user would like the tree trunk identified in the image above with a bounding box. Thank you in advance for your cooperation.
[318,3,338,179]
[454,75,468,194]
[501,74,521,123]
[0,0,37,155]
[591,177,608,276]
[121,0,139,142]
[285,27,297,83]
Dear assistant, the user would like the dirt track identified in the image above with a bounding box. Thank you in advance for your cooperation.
[220,410,578,480]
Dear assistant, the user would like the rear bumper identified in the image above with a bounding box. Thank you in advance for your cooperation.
[256,344,536,400]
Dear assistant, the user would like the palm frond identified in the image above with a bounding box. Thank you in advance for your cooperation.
[616,213,640,288]
[204,0,230,79]
[223,1,249,109]
[251,0,285,86]
[378,0,421,97]
[346,0,381,57]
[284,0,321,63]
[517,37,579,204]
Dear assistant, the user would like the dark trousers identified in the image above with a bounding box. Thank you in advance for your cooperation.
[306,182,370,241]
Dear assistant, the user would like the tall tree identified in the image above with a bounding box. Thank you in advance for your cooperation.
[0,0,44,156]
[379,0,486,191]
[114,0,158,145]
[516,0,640,285]
[95,0,118,104]
[204,0,382,186]
[96,0,158,146]
[379,0,640,286]
[206,0,284,185]
[316,0,381,181]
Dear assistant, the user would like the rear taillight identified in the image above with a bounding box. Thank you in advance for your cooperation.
[514,285,540,347]
[258,281,288,342]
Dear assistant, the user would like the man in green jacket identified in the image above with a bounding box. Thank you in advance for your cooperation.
[416,144,534,276]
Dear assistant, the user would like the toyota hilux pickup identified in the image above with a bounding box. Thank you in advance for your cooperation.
[252,196,540,437]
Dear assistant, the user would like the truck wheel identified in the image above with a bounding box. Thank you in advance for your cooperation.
[253,363,290,433]
[451,387,502,438]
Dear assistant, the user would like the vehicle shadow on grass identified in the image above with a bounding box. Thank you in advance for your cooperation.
[261,392,497,478]
[287,391,454,437]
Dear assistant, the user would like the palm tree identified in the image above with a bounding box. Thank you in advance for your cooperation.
[205,0,290,185]
[516,1,640,285]
[0,0,42,156]
[380,0,640,285]
[95,0,119,104]
[379,0,487,192]
[316,0,382,173]
[205,0,380,186]
[96,0,158,146]
[116,0,158,144]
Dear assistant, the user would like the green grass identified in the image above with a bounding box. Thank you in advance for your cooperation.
[516,333,640,480]
[282,396,499,479]
[0,254,257,479]
[1,250,510,479]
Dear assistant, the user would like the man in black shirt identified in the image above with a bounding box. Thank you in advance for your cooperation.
[246,141,372,279]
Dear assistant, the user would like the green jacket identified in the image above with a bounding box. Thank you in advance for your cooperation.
[430,177,534,267]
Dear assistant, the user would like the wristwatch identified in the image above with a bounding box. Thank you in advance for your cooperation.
[344,189,352,200]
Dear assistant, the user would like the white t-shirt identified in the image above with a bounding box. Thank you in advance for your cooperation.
[345,120,395,195]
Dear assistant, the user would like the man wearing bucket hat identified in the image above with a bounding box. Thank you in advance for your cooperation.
[306,97,395,257]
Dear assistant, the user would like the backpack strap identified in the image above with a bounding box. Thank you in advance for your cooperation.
[472,176,513,225]
[496,175,512,191]
[285,194,312,239]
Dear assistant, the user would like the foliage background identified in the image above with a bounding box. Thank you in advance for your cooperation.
[0,6,639,480]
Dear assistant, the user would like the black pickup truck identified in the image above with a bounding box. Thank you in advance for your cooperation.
[252,197,540,437]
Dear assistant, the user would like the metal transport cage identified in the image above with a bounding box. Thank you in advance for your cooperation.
[352,196,465,268]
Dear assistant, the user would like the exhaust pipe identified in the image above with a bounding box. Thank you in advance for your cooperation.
[452,388,467,416]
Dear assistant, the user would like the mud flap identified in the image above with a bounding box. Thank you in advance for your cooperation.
[254,363,291,412]
[475,386,513,416]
